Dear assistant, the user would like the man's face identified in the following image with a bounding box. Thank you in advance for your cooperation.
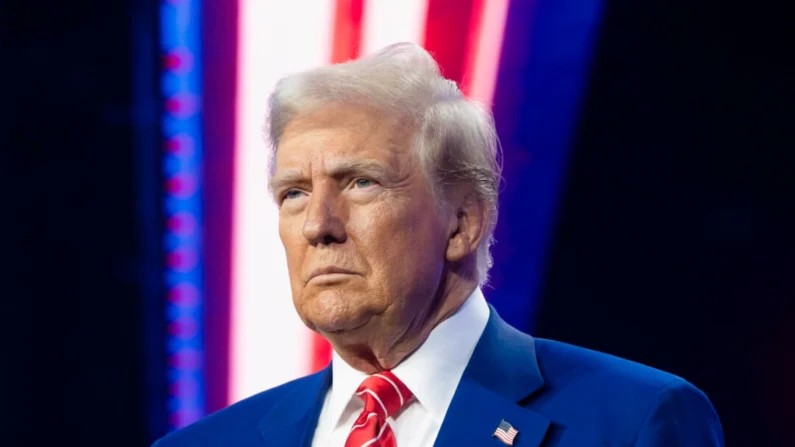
[272,105,450,342]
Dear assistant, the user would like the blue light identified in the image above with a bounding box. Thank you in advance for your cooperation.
[160,0,205,430]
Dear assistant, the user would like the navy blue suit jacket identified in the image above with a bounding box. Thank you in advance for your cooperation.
[156,306,723,446]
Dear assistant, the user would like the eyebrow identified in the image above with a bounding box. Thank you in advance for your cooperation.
[268,159,393,193]
[268,170,306,196]
[326,159,389,179]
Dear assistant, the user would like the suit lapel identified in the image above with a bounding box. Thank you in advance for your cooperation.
[434,376,550,446]
[434,305,550,446]
[257,367,331,447]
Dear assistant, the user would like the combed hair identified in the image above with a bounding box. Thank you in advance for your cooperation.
[267,42,502,285]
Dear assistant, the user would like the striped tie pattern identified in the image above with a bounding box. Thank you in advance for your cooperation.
[344,371,413,447]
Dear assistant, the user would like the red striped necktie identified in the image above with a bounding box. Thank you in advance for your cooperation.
[344,371,413,447]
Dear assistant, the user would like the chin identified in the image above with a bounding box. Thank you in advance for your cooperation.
[302,287,374,334]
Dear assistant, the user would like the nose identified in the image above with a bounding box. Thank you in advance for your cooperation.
[302,188,347,245]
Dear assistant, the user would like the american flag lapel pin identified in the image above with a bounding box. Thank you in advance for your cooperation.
[493,419,519,445]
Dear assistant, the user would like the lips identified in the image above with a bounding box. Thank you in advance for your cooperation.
[307,266,357,281]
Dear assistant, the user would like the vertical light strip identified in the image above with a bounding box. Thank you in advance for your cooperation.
[230,0,335,404]
[160,0,205,430]
[361,0,429,54]
[463,0,511,104]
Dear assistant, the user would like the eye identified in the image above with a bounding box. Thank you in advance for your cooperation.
[353,178,375,188]
[282,189,303,201]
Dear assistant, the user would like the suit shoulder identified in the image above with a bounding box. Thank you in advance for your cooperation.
[153,372,322,447]
[530,338,721,443]
[533,337,687,393]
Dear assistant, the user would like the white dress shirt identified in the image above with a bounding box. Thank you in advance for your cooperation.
[311,288,490,447]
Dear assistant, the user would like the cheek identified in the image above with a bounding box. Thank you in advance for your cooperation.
[350,199,446,279]
[279,217,306,274]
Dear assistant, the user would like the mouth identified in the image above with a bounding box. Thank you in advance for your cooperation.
[307,266,358,283]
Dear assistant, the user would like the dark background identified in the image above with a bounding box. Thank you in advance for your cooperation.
[536,2,793,446]
[12,0,793,445]
[12,1,155,445]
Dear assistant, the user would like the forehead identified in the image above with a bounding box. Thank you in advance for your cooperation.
[275,105,414,171]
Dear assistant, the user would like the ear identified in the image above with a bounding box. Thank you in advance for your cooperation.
[445,194,488,263]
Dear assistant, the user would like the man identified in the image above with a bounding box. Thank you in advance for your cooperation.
[156,43,723,446]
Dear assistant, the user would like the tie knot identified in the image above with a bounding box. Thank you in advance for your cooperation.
[355,371,412,419]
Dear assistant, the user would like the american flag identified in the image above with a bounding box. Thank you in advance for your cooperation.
[493,420,519,445]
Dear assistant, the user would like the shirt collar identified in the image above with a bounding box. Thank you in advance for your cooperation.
[327,349,369,429]
[327,287,490,425]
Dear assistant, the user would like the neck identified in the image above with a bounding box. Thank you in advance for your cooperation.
[328,272,478,374]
